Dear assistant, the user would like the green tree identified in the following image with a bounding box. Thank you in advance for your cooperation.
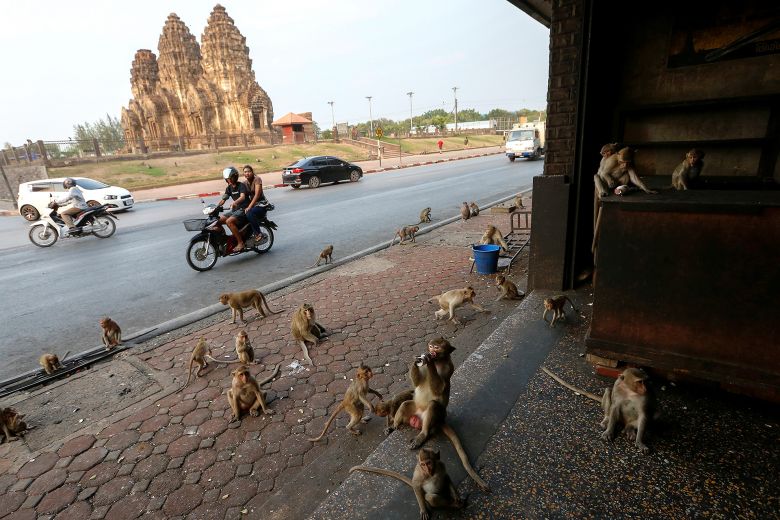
[72,114,124,155]
[456,108,485,122]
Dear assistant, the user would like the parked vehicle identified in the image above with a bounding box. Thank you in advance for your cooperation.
[505,121,545,162]
[18,177,134,221]
[184,203,276,272]
[28,199,118,247]
[281,156,363,189]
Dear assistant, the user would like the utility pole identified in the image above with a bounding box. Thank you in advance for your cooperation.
[452,87,458,133]
[366,96,373,137]
[407,91,414,135]
[327,101,335,131]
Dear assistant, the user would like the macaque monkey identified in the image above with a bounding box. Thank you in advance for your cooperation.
[100,317,122,350]
[227,364,281,422]
[39,354,62,375]
[469,202,479,217]
[671,148,705,191]
[479,224,509,252]
[235,330,255,364]
[310,245,334,267]
[460,202,471,221]
[0,408,27,443]
[290,303,327,365]
[601,368,655,454]
[495,274,524,300]
[393,225,419,246]
[429,286,487,325]
[418,207,432,224]
[350,448,465,519]
[375,389,414,430]
[542,295,578,327]
[595,146,656,197]
[387,338,490,491]
[514,194,524,209]
[308,365,382,441]
[181,338,212,390]
[219,289,281,324]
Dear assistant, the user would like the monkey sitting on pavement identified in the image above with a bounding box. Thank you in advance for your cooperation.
[374,389,414,430]
[308,365,382,441]
[290,303,328,365]
[350,447,465,519]
[418,207,432,224]
[100,317,122,350]
[469,202,479,217]
[39,353,63,375]
[601,367,656,454]
[1,407,27,443]
[219,289,281,324]
[429,287,487,325]
[235,330,256,364]
[460,202,471,221]
[227,364,280,422]
[495,274,524,300]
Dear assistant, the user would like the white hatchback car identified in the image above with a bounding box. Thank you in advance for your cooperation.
[17,177,134,221]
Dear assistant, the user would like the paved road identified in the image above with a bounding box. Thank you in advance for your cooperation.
[0,155,541,379]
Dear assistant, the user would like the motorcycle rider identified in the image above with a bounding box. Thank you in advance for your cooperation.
[216,166,248,251]
[55,178,88,234]
[242,165,268,242]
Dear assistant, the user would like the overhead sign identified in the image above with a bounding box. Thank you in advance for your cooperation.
[375,127,383,138]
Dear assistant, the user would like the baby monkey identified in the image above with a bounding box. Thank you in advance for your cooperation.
[601,367,656,454]
[429,286,487,325]
[671,148,705,191]
[235,330,255,364]
[310,245,334,267]
[308,365,382,441]
[1,407,27,443]
[219,289,281,324]
[100,317,122,350]
[39,353,63,375]
[418,207,432,224]
[469,202,479,217]
[495,274,524,300]
[392,225,419,246]
[542,295,578,327]
[350,448,465,520]
[374,389,414,430]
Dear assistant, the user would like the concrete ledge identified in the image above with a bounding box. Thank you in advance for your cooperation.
[309,290,566,519]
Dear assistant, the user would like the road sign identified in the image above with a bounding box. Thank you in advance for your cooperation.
[375,127,383,138]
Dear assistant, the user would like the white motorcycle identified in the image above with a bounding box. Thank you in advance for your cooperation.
[28,199,118,247]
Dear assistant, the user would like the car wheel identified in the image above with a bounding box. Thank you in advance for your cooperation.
[87,200,101,208]
[20,205,40,221]
[349,170,361,182]
[291,185,301,190]
[308,176,321,189]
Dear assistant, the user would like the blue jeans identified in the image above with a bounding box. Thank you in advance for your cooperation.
[246,206,267,235]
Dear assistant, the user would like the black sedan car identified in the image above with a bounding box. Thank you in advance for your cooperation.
[281,156,363,189]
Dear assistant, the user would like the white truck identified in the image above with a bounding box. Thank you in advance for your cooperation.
[505,121,545,161]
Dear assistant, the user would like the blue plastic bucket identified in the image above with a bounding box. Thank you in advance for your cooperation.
[472,244,501,274]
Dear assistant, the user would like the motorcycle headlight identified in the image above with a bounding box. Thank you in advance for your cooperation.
[104,195,118,200]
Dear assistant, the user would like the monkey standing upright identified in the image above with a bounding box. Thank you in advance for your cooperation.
[308,365,382,441]
[219,289,282,324]
[601,368,656,453]
[350,448,465,519]
[100,317,122,350]
[227,364,280,421]
[542,295,578,327]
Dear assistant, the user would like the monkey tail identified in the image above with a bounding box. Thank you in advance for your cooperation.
[441,424,490,492]
[260,294,283,315]
[541,366,601,402]
[180,361,195,391]
[308,403,344,442]
[349,466,414,488]
[564,297,579,313]
[256,364,280,387]
[204,354,236,365]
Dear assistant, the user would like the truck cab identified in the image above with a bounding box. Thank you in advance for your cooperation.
[505,122,545,161]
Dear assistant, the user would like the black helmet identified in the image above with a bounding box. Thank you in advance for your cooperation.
[222,166,239,182]
[63,178,76,189]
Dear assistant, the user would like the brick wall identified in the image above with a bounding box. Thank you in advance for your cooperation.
[543,0,584,178]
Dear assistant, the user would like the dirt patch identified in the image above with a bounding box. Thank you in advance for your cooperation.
[16,360,162,451]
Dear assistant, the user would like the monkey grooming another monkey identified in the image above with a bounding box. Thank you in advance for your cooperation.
[429,287,487,325]
[1,407,27,443]
[375,389,414,430]
[219,289,281,324]
[671,148,705,191]
[235,330,255,364]
[542,295,578,327]
[418,207,432,224]
[495,274,524,300]
[392,225,419,246]
[227,363,281,422]
[350,447,465,519]
[290,303,327,365]
[309,245,334,267]
[309,365,382,441]
[479,224,509,253]
[100,317,122,350]
[39,354,62,375]
[601,367,656,454]
[469,202,479,217]
[460,202,471,221]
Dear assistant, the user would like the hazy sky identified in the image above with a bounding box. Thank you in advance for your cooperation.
[0,1,549,144]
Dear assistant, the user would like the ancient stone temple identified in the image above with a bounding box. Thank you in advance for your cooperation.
[121,5,274,152]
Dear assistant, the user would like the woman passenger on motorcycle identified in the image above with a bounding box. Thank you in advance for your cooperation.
[55,178,88,233]
[243,165,267,243]
[216,166,249,251]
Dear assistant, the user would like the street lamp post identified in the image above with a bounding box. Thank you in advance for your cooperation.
[327,101,335,131]
[366,96,373,137]
[452,86,458,133]
[407,91,414,135]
